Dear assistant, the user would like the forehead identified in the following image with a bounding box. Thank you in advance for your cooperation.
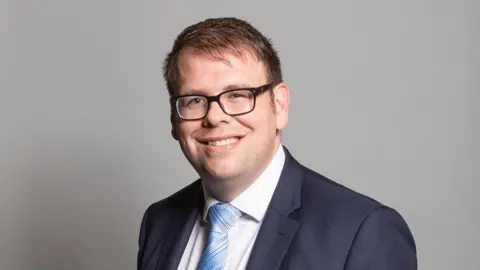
[176,48,267,94]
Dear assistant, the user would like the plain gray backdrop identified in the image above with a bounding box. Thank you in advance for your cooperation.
[2,0,479,269]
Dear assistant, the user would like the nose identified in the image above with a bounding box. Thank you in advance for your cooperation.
[203,101,231,127]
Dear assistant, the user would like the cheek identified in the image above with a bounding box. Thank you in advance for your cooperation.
[177,124,198,149]
[236,110,276,135]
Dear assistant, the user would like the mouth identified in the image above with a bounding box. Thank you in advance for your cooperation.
[206,137,240,146]
[197,135,244,149]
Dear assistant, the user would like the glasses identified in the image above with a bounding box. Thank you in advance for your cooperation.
[170,83,277,120]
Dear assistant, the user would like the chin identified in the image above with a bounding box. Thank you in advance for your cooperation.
[207,168,238,180]
[203,163,240,181]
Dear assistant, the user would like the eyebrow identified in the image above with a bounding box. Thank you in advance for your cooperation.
[181,83,254,96]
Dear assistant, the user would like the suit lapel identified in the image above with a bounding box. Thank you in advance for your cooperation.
[155,184,204,270]
[246,147,303,270]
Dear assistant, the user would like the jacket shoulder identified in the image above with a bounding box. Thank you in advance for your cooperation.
[145,179,202,217]
[299,164,386,219]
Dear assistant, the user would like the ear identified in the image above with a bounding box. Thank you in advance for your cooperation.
[272,82,290,130]
[171,128,178,140]
[170,110,179,141]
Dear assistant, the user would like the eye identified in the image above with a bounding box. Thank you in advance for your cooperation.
[189,97,202,104]
[182,96,205,108]
[228,92,248,99]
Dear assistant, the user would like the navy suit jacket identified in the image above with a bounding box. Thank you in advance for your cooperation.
[137,147,417,270]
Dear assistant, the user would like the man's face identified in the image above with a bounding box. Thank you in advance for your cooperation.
[172,48,289,186]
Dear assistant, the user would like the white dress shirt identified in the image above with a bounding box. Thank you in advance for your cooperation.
[177,145,286,270]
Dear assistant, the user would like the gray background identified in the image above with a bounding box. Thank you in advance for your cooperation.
[2,0,478,269]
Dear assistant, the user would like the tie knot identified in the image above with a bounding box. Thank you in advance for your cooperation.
[208,203,242,233]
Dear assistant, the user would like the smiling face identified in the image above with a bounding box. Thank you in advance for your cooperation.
[172,47,289,196]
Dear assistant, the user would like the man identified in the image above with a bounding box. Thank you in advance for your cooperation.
[137,17,417,270]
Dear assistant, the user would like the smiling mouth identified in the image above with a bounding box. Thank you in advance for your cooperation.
[198,136,243,147]
[207,137,239,146]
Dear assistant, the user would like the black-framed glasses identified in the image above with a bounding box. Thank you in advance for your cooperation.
[170,83,278,120]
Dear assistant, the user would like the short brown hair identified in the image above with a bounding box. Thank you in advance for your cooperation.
[163,17,283,96]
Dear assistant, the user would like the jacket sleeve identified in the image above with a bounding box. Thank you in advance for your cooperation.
[345,206,417,270]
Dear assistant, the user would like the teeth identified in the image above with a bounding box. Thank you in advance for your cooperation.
[208,137,239,146]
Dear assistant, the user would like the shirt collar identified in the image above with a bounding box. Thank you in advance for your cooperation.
[202,144,285,223]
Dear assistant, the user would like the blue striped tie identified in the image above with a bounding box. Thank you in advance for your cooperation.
[198,203,242,270]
